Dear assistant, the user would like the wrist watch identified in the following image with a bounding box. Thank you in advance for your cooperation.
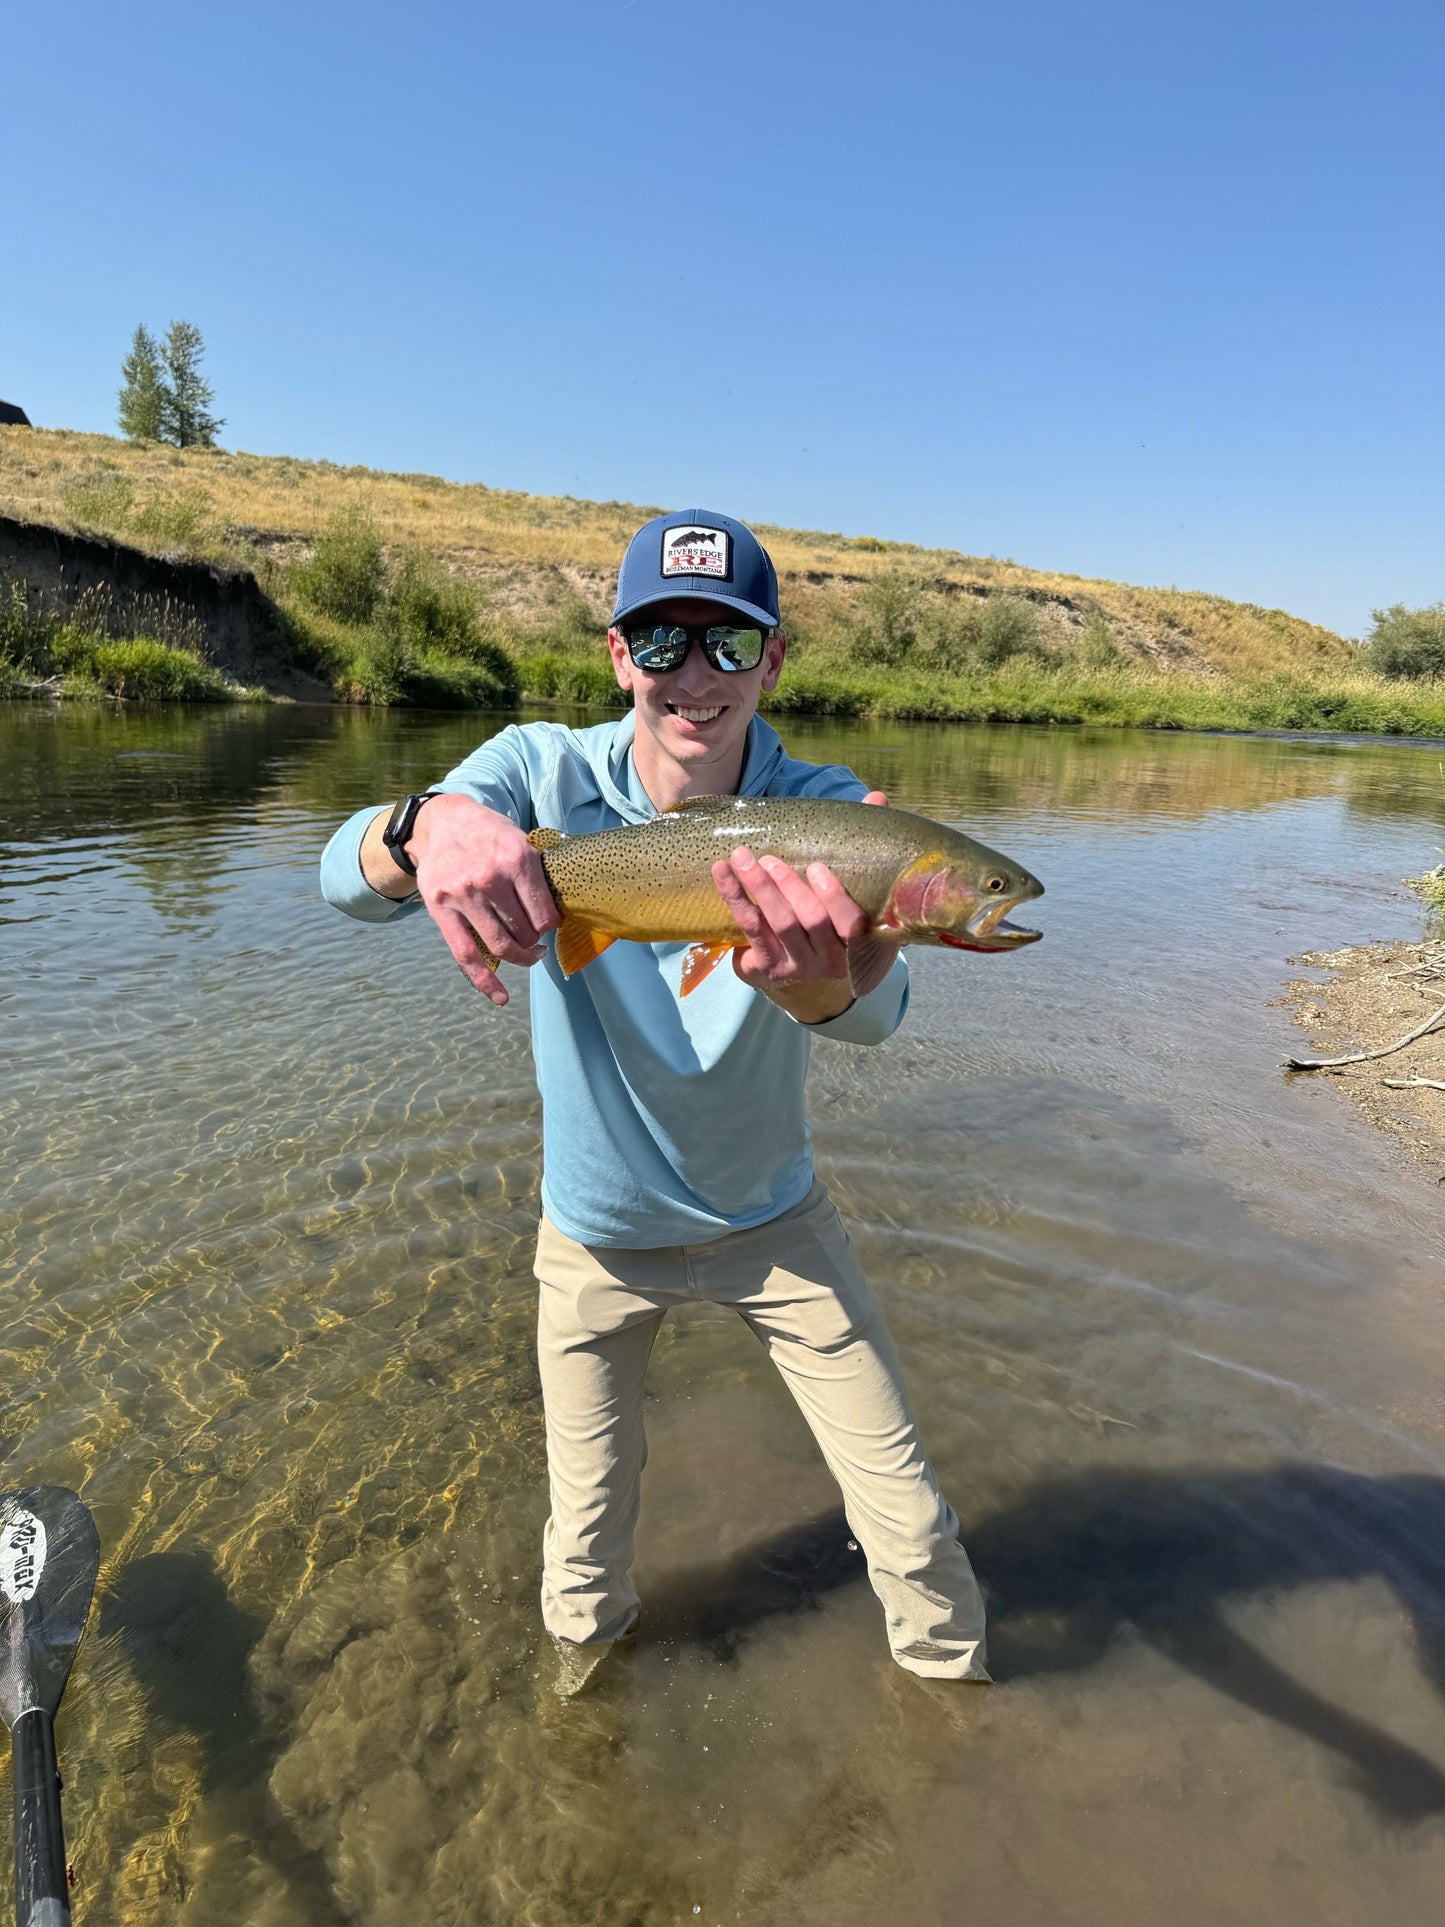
[381,792,437,876]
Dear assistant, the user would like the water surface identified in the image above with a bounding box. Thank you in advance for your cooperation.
[2,702,1444,1924]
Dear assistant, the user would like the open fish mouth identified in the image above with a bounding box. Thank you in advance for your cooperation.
[942,898,1045,952]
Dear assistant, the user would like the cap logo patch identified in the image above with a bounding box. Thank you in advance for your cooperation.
[662,526,730,580]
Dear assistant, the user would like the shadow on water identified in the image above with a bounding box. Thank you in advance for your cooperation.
[646,1464,1445,1821]
[100,1551,351,1922]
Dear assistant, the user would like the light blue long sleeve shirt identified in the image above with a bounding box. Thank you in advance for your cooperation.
[320,712,909,1247]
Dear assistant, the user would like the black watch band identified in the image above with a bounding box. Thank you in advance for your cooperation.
[381,793,437,876]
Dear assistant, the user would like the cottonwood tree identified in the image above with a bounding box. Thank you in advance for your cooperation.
[116,324,165,440]
[159,321,223,448]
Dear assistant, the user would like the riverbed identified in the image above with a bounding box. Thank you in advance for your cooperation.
[3,702,1444,1925]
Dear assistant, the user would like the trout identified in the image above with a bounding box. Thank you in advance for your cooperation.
[473,795,1043,997]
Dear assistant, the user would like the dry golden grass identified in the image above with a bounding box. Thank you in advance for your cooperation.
[0,425,1355,678]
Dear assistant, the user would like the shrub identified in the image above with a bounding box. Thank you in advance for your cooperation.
[379,551,521,703]
[519,654,626,706]
[849,571,924,667]
[291,509,386,623]
[339,628,408,705]
[131,485,214,548]
[1076,613,1124,669]
[400,651,520,710]
[62,471,135,531]
[82,638,233,701]
[973,595,1045,668]
[1366,603,1445,681]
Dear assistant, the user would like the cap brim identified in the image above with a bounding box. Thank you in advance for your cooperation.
[613,587,779,630]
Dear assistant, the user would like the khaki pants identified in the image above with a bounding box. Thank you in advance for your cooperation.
[533,1182,990,1679]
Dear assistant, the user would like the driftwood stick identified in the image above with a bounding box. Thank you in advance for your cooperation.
[1381,1077,1445,1092]
[1284,999,1445,1072]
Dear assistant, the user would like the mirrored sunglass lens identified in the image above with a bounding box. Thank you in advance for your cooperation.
[706,627,765,670]
[630,626,688,667]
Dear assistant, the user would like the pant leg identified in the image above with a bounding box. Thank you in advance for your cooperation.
[534,1215,674,1647]
[699,1185,990,1680]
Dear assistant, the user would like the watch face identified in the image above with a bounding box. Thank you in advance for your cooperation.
[384,795,429,871]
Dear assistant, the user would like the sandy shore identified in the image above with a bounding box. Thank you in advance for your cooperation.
[1285,880,1445,1181]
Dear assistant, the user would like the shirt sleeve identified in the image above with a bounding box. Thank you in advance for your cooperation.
[793,953,910,1046]
[427,724,538,828]
[317,725,539,923]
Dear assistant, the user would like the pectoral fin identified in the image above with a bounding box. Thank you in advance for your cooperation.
[556,916,617,977]
[680,942,739,997]
[845,932,902,998]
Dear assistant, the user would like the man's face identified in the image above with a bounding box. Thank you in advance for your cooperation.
[607,597,787,781]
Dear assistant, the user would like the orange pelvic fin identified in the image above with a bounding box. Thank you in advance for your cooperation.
[556,915,617,977]
[680,942,738,997]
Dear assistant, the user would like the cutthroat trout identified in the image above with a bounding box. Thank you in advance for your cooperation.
[476,795,1043,997]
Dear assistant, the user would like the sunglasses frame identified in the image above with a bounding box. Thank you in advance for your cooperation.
[621,621,776,675]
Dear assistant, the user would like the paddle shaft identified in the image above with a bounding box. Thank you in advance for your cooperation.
[10,1710,68,1927]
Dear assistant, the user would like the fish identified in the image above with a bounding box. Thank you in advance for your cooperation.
[473,794,1044,997]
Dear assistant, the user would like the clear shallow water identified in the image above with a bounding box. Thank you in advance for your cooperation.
[2,701,1445,1924]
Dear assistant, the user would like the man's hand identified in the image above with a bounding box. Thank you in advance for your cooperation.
[710,791,896,1023]
[407,795,561,1006]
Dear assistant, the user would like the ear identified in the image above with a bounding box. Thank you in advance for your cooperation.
[760,629,788,693]
[607,626,636,694]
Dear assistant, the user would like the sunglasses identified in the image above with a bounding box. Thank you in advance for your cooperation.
[622,621,773,674]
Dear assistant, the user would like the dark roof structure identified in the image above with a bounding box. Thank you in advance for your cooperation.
[0,402,31,427]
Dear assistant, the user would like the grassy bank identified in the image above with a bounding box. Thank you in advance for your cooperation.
[516,651,1445,736]
[3,425,1442,734]
[0,585,261,702]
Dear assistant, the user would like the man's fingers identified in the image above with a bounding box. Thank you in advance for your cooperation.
[725,848,846,978]
[800,863,870,944]
[863,790,888,807]
[514,859,563,938]
[442,883,547,965]
[712,858,784,965]
[436,909,510,1005]
[755,855,851,969]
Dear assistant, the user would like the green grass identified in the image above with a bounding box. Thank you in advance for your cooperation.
[0,586,257,703]
[503,652,1445,737]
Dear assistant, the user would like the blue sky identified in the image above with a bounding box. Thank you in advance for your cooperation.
[5,0,1440,636]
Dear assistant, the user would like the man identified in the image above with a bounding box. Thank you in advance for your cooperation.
[320,510,989,1689]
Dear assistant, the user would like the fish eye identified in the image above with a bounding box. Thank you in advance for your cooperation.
[984,874,1008,893]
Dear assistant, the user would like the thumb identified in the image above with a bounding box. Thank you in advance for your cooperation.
[862,790,888,807]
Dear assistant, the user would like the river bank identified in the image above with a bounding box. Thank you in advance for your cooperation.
[8,427,1445,735]
[1286,873,1445,1180]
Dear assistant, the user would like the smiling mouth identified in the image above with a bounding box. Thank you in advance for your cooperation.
[668,704,727,724]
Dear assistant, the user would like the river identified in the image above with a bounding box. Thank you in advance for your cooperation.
[3,701,1444,1925]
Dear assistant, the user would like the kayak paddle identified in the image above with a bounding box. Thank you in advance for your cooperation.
[0,1489,100,1927]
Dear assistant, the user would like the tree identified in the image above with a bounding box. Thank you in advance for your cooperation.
[116,324,165,440]
[159,320,223,448]
[1366,603,1445,681]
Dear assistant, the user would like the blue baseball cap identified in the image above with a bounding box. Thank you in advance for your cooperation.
[612,510,780,631]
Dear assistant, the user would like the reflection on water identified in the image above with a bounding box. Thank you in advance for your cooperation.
[3,701,1445,1924]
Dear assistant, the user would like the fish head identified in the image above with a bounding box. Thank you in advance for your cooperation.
[886,843,1044,953]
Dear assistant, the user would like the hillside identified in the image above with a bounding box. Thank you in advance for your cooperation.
[6,426,1441,736]
[1,427,1353,674]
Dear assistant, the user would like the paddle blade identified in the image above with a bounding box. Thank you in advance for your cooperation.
[0,1488,100,1729]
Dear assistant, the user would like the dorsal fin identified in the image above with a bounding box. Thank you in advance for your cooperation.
[527,825,566,851]
[659,795,734,814]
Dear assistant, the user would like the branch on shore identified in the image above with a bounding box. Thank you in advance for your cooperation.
[1382,1077,1445,1093]
[1284,999,1445,1072]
